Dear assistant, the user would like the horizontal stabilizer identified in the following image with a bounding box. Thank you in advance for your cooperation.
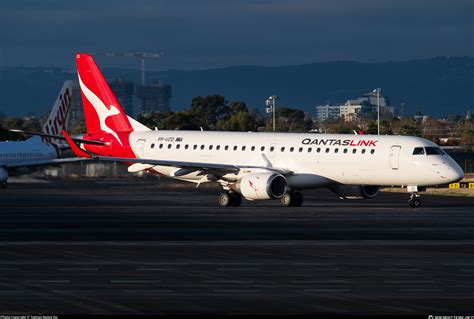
[9,129,109,146]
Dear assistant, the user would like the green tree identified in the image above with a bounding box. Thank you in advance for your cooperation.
[186,95,229,130]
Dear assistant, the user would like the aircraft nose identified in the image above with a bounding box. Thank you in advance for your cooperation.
[448,161,464,183]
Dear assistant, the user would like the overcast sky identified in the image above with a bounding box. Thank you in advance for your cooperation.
[0,0,473,70]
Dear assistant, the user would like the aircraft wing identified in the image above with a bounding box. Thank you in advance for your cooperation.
[5,157,91,169]
[91,155,292,175]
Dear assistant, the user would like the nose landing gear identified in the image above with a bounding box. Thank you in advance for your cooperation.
[408,193,421,208]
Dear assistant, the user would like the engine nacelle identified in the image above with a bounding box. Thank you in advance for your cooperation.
[0,167,8,182]
[330,185,379,199]
[234,172,287,200]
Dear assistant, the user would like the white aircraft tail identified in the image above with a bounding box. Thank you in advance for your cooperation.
[41,81,74,146]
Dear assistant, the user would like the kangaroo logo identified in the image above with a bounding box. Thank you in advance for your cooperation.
[78,74,123,145]
[249,180,258,194]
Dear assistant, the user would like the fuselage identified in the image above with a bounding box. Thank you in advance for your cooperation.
[0,137,57,174]
[125,131,464,188]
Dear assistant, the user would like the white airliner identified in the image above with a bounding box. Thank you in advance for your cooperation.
[63,53,464,208]
[0,81,92,188]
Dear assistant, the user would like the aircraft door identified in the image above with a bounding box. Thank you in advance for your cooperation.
[136,139,146,158]
[389,145,401,170]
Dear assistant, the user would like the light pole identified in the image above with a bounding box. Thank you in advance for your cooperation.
[373,88,381,135]
[266,95,277,132]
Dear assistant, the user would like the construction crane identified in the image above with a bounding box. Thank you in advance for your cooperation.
[92,52,164,85]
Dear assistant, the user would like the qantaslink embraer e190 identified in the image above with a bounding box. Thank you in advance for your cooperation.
[62,53,464,208]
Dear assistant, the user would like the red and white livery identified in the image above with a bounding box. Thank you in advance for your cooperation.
[65,53,464,208]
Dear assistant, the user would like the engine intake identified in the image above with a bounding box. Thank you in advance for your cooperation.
[234,172,287,200]
[330,185,379,199]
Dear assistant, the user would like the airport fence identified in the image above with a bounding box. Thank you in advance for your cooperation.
[460,160,474,174]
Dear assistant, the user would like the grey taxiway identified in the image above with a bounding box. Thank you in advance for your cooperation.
[0,179,473,315]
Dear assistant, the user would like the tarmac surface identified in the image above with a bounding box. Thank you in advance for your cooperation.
[0,179,473,315]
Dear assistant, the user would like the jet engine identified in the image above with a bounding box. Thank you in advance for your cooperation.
[233,172,287,200]
[330,185,379,199]
[0,167,8,182]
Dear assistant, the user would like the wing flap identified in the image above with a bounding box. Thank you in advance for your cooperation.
[93,155,291,175]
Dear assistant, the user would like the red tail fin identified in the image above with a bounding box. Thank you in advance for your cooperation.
[76,53,135,158]
[76,53,133,137]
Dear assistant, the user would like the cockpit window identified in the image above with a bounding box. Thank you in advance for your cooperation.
[413,147,425,155]
[425,147,444,155]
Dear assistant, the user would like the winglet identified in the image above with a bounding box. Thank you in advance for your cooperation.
[61,130,92,158]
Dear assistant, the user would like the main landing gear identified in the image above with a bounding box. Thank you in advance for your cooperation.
[280,191,303,207]
[408,193,421,208]
[218,191,242,207]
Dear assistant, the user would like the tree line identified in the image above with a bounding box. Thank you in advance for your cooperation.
[1,95,473,149]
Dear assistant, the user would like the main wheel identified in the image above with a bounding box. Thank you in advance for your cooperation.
[409,198,421,208]
[293,192,304,207]
[218,192,232,207]
[281,192,293,207]
[230,193,242,207]
[1,182,7,189]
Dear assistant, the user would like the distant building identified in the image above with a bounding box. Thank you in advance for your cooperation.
[315,102,362,122]
[340,103,362,122]
[136,81,172,114]
[315,104,341,122]
[108,78,135,116]
[315,89,395,122]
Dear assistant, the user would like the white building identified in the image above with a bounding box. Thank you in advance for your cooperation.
[315,104,341,122]
[316,101,361,122]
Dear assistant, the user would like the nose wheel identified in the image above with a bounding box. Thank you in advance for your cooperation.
[408,193,421,208]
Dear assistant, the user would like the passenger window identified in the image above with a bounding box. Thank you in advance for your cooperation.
[225,145,229,150]
[270,146,274,152]
[317,148,321,153]
[361,149,366,154]
[251,146,255,151]
[151,143,155,149]
[193,145,197,150]
[281,147,285,152]
[325,148,330,153]
[200,145,205,150]
[370,149,375,154]
[185,144,189,149]
[209,145,213,150]
[308,148,312,153]
[290,147,294,152]
[176,144,180,149]
[216,145,220,150]
[352,149,357,154]
[299,147,303,152]
[334,148,339,153]
[233,146,238,151]
[343,148,348,153]
[261,146,265,151]
[159,144,163,149]
[242,146,246,151]
[168,144,172,149]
